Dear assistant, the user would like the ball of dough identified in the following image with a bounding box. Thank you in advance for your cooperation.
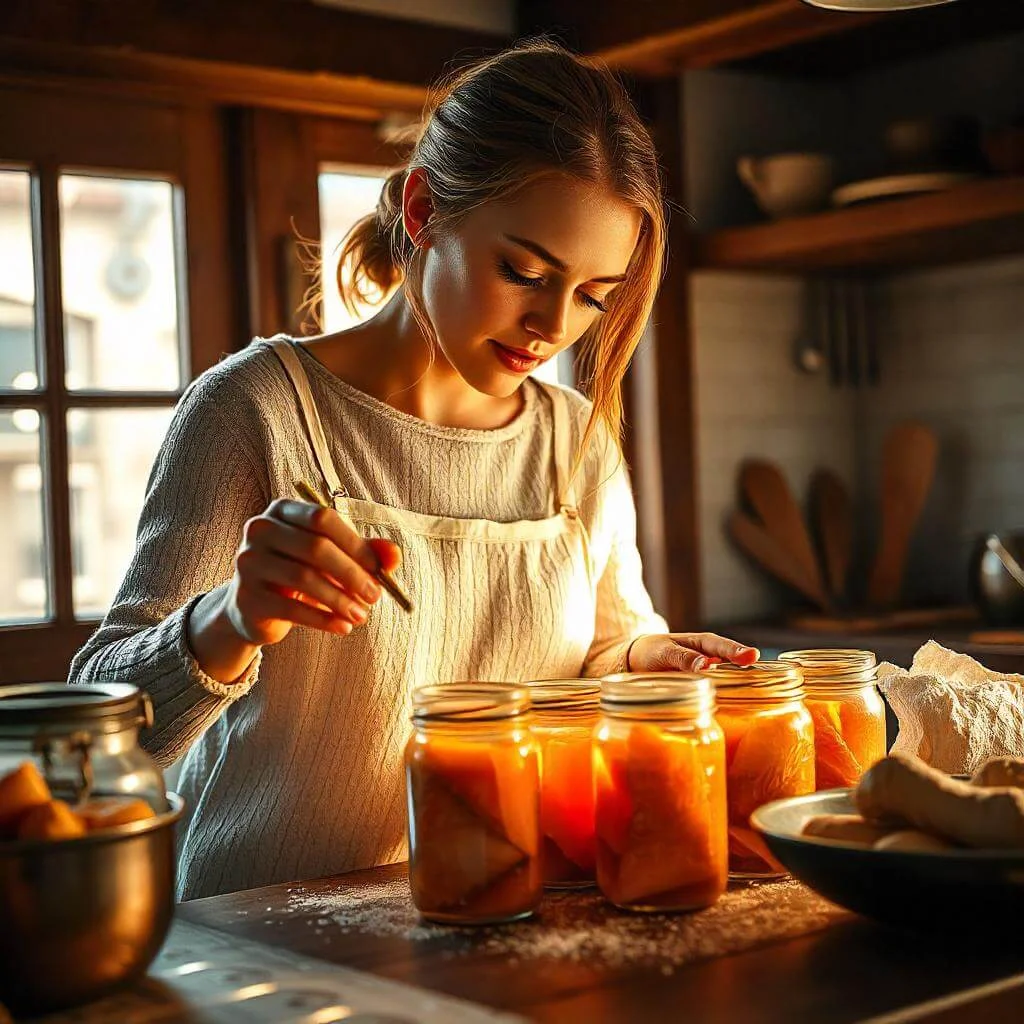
[873,829,953,853]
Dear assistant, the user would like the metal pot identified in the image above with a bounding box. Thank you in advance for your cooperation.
[969,532,1024,627]
[0,793,182,1015]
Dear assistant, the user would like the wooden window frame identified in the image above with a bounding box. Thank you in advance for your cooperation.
[0,84,234,683]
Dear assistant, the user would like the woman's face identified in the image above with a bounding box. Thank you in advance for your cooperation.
[415,172,642,397]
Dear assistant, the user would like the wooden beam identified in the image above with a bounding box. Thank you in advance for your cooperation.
[0,0,504,89]
[0,39,429,119]
[0,0,506,116]
[517,0,880,74]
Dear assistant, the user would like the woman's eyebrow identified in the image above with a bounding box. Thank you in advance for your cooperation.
[503,233,627,284]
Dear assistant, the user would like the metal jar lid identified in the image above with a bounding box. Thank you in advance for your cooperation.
[0,683,154,738]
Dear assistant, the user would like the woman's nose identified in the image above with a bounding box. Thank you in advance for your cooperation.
[525,291,572,346]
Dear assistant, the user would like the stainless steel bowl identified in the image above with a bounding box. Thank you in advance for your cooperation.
[970,531,1024,626]
[0,792,183,1015]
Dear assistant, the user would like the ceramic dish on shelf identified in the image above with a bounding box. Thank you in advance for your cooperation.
[830,171,978,208]
[750,789,1024,934]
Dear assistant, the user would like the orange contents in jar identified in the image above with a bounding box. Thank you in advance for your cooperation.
[538,733,595,884]
[709,662,815,877]
[527,681,600,887]
[779,650,886,791]
[405,684,541,924]
[594,676,727,912]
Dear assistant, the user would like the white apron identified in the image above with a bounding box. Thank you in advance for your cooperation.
[203,340,597,888]
[173,339,606,899]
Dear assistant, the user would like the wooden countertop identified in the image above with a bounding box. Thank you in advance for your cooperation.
[178,862,1024,1023]
[717,621,1024,674]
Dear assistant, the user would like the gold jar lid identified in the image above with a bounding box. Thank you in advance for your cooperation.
[778,649,877,689]
[706,661,805,703]
[411,682,529,722]
[525,679,600,717]
[600,673,715,719]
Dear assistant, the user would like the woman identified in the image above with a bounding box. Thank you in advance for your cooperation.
[70,39,757,900]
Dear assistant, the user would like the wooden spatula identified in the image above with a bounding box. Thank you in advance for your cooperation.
[810,468,853,603]
[728,510,831,611]
[740,460,828,606]
[867,422,939,609]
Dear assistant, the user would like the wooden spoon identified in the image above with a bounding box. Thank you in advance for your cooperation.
[810,468,853,602]
[740,460,828,605]
[728,511,831,611]
[867,422,939,610]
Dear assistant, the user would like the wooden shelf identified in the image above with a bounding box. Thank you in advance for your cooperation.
[695,176,1024,273]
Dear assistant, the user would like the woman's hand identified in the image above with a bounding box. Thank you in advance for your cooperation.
[225,498,400,644]
[188,498,400,682]
[626,633,759,673]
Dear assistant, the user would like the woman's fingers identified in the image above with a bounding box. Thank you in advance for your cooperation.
[253,551,371,624]
[248,503,382,604]
[268,499,382,572]
[670,632,759,666]
[237,584,354,637]
[627,633,760,673]
[368,537,402,574]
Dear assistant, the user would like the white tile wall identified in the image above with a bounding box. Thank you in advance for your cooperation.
[692,272,858,623]
[860,256,1024,605]
[694,257,1024,623]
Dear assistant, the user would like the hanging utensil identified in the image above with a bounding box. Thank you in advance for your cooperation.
[845,278,862,388]
[859,278,880,386]
[827,278,846,388]
[793,279,826,374]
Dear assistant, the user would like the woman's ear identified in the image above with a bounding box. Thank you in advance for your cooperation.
[402,167,434,249]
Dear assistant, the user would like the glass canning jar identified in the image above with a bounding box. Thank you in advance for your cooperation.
[526,679,600,889]
[404,682,541,925]
[594,673,727,913]
[778,649,886,790]
[0,682,167,829]
[707,661,815,879]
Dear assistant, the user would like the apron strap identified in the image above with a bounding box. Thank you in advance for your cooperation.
[549,385,579,516]
[269,338,347,503]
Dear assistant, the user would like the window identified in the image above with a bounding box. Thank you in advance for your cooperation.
[319,166,390,333]
[0,89,231,682]
[0,170,181,626]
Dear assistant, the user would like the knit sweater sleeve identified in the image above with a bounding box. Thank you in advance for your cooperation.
[581,439,668,679]
[68,370,270,768]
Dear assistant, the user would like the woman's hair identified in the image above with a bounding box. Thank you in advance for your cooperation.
[337,37,667,466]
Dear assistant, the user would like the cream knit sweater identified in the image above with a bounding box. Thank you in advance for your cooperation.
[69,339,667,899]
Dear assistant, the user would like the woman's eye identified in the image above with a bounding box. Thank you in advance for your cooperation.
[498,259,608,314]
[497,260,543,288]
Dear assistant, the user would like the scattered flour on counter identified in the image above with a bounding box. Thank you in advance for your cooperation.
[283,876,850,971]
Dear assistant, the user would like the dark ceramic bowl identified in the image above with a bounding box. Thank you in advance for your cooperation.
[751,790,1024,934]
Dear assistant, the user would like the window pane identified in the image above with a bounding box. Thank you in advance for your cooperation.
[68,407,174,618]
[318,169,389,333]
[0,170,39,389]
[59,175,182,391]
[0,410,47,623]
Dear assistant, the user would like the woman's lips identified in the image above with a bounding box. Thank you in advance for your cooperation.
[490,340,542,374]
